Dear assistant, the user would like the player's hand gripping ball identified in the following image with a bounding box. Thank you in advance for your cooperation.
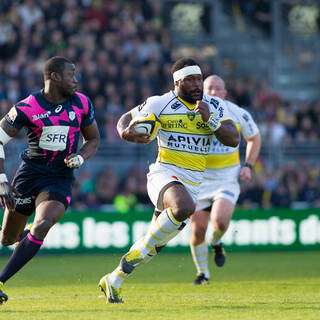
[130,112,161,141]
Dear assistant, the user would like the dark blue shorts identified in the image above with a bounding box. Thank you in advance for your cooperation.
[12,161,74,216]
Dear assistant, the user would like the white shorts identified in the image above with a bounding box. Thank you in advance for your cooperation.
[147,162,202,210]
[196,166,241,211]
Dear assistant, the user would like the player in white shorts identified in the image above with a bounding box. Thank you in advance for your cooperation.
[190,75,261,285]
[98,58,240,303]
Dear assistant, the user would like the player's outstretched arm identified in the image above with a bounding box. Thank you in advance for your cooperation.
[65,120,100,169]
[117,111,150,144]
[215,119,240,147]
[0,119,22,211]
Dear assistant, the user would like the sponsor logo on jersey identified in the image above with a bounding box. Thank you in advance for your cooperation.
[242,113,249,122]
[45,133,67,143]
[196,121,210,129]
[162,119,187,129]
[166,134,211,153]
[15,197,32,205]
[210,98,219,109]
[39,126,69,151]
[7,107,18,123]
[138,101,147,111]
[171,101,182,110]
[69,111,76,121]
[32,111,51,121]
[55,105,63,113]
[187,112,195,121]
[210,139,237,153]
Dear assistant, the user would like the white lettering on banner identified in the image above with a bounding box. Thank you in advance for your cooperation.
[113,222,130,248]
[43,223,79,249]
[299,215,320,245]
[235,220,251,245]
[210,217,296,246]
[2,215,318,252]
[280,219,296,245]
[269,217,281,244]
[95,222,112,248]
[82,218,129,248]
[252,220,269,245]
[83,217,95,248]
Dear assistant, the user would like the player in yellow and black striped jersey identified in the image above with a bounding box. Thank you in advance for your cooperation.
[98,58,240,303]
[190,75,261,285]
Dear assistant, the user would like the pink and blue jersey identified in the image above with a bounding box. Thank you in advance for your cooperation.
[5,90,95,176]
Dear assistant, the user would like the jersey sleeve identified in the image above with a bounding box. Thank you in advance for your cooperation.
[82,96,95,127]
[238,107,259,139]
[130,96,162,119]
[4,105,28,129]
[207,96,232,122]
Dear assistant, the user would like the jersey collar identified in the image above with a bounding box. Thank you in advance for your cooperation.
[177,96,196,110]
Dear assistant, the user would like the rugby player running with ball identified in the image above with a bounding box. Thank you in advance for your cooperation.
[98,57,240,303]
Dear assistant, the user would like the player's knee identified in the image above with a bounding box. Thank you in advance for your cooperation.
[216,220,228,233]
[193,226,206,242]
[1,235,17,246]
[172,202,195,221]
[32,219,55,238]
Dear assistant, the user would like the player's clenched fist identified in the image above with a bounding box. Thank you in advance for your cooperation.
[64,154,84,169]
[194,100,210,122]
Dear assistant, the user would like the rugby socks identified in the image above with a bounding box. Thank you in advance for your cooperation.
[109,249,158,289]
[190,242,210,279]
[211,229,224,246]
[140,208,182,257]
[0,233,43,284]
[129,237,158,269]
[108,266,128,289]
[109,210,182,289]
[16,227,31,243]
[135,248,157,269]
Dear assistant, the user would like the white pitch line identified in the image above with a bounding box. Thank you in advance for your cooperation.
[10,295,105,300]
[9,295,284,303]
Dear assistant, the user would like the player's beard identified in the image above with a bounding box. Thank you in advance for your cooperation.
[179,86,203,104]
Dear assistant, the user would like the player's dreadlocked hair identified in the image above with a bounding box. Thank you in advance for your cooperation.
[44,56,73,80]
[171,57,199,74]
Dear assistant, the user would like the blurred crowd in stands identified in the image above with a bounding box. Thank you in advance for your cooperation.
[70,159,320,211]
[0,0,319,210]
[222,0,272,35]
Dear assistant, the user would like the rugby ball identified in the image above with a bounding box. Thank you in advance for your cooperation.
[131,112,161,141]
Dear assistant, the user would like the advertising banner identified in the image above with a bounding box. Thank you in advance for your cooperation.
[0,209,319,254]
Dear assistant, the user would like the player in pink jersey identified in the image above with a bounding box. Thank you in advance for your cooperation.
[0,56,100,304]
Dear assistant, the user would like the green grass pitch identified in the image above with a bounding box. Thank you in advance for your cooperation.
[0,252,319,320]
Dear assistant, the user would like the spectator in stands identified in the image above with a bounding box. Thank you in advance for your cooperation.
[95,167,119,205]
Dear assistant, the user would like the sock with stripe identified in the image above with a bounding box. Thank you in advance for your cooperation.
[211,229,224,246]
[130,237,158,269]
[15,227,31,243]
[108,249,157,289]
[190,242,210,278]
[0,233,43,283]
[140,208,182,257]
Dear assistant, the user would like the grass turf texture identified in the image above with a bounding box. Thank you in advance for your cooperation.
[0,252,319,320]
